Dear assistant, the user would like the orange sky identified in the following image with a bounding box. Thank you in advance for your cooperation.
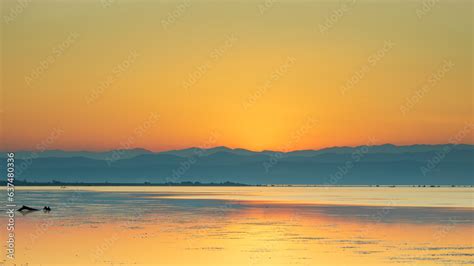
[1,0,473,152]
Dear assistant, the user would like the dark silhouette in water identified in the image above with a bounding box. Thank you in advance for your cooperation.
[17,205,40,216]
[17,205,51,215]
[18,205,39,212]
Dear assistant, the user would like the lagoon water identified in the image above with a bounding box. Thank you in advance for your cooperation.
[1,186,473,265]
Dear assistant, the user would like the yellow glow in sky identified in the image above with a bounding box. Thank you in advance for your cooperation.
[1,0,472,151]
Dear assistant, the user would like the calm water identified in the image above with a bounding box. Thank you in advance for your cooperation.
[1,186,473,265]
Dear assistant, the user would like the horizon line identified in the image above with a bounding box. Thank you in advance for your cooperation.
[2,142,473,154]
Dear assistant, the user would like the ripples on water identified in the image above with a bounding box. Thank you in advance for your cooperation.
[2,187,473,265]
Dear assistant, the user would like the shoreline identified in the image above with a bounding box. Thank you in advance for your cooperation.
[2,182,472,188]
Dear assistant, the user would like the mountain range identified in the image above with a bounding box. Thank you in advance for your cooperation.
[2,144,473,185]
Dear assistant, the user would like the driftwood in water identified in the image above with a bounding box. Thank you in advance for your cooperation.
[18,205,39,212]
[17,205,52,214]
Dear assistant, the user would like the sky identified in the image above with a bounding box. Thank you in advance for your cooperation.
[1,0,473,152]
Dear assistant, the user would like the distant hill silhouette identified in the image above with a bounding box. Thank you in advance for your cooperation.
[2,148,152,160]
[2,144,473,185]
